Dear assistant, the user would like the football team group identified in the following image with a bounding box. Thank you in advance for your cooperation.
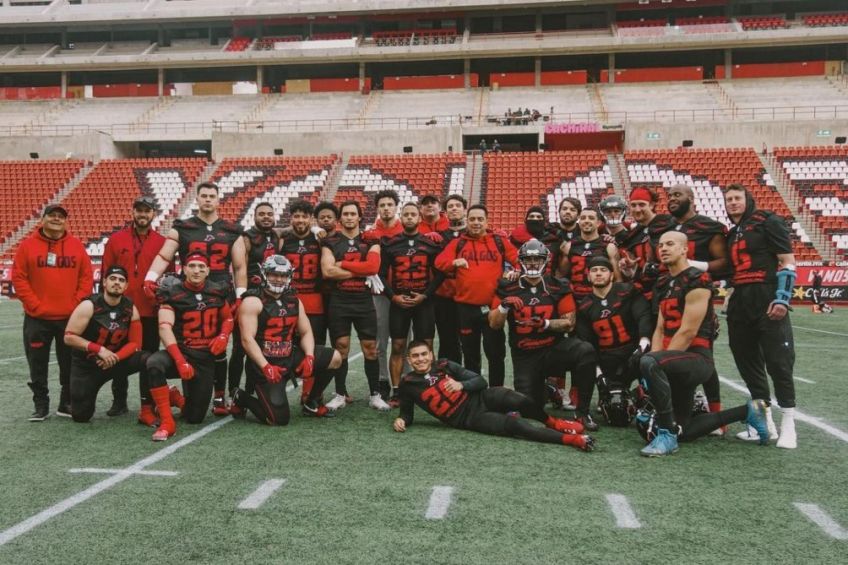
[10,180,799,456]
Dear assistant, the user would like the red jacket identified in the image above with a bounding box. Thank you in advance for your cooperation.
[420,213,449,234]
[435,233,518,306]
[12,229,93,320]
[364,218,402,243]
[102,225,170,318]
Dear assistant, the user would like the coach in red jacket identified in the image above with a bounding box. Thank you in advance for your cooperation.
[436,204,518,387]
[101,195,170,416]
[12,204,93,421]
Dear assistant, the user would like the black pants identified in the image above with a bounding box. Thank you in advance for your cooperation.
[463,388,563,444]
[146,347,216,424]
[71,351,149,423]
[457,303,505,387]
[513,337,596,413]
[23,315,71,410]
[727,284,796,408]
[598,348,637,389]
[110,316,159,407]
[237,345,335,426]
[433,295,461,363]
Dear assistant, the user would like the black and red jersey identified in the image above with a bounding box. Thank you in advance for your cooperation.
[434,226,465,298]
[244,227,280,289]
[322,232,372,295]
[576,282,652,354]
[247,288,300,361]
[566,237,611,296]
[379,232,443,298]
[173,217,243,284]
[616,214,674,297]
[397,359,487,428]
[553,224,580,244]
[655,267,715,352]
[492,276,576,354]
[727,210,792,286]
[281,232,323,314]
[160,279,230,349]
[671,214,727,263]
[76,293,134,357]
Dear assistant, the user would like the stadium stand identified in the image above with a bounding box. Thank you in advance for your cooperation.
[625,148,820,260]
[0,160,86,245]
[256,36,303,50]
[372,29,457,47]
[224,37,252,52]
[738,16,789,31]
[487,86,592,122]
[368,90,476,123]
[48,98,157,129]
[675,15,735,34]
[252,92,367,127]
[719,77,848,119]
[802,12,848,28]
[183,156,337,229]
[481,151,613,230]
[775,146,848,259]
[335,153,466,226]
[147,95,260,130]
[597,82,721,121]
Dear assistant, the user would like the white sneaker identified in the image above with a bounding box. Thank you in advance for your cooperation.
[736,424,779,442]
[709,427,725,437]
[776,409,797,449]
[325,393,348,411]
[369,393,391,412]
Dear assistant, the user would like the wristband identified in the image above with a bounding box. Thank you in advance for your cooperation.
[144,270,159,282]
[689,260,709,272]
[639,337,651,352]
[543,319,550,330]
[235,287,247,299]
[497,304,509,315]
[774,267,796,306]
[86,341,102,354]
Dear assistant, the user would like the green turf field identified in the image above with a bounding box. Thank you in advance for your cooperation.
[0,298,846,564]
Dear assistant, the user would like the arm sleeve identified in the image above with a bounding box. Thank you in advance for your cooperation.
[763,214,794,255]
[115,319,142,360]
[11,243,41,312]
[341,250,381,276]
[445,360,488,391]
[435,239,458,273]
[631,293,654,340]
[557,293,576,315]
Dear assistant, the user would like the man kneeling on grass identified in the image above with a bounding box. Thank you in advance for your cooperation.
[392,341,595,451]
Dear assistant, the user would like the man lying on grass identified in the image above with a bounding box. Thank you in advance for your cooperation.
[392,341,595,451]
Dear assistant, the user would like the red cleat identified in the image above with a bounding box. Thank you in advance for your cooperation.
[211,396,229,417]
[152,421,176,442]
[546,416,585,435]
[168,386,185,411]
[562,433,595,452]
[137,404,158,428]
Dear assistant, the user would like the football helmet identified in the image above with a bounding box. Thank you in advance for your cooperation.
[599,195,627,226]
[261,254,293,293]
[599,387,636,427]
[518,238,550,277]
[692,391,709,417]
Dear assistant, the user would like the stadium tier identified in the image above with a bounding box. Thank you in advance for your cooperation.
[625,148,820,261]
[481,151,613,230]
[738,16,789,31]
[0,160,85,245]
[775,146,848,259]
[802,12,848,28]
[334,153,466,226]
[184,156,337,229]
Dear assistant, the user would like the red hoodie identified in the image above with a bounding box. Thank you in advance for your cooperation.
[435,233,518,305]
[420,212,449,234]
[102,225,171,318]
[12,229,93,320]
[363,217,402,244]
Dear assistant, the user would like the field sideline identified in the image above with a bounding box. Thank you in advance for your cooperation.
[0,298,846,564]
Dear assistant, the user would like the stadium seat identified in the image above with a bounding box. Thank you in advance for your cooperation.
[738,16,789,31]
[802,13,848,28]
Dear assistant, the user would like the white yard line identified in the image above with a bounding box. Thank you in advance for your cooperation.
[719,376,848,444]
[424,486,454,520]
[605,494,641,529]
[790,325,848,338]
[0,355,26,364]
[237,479,287,510]
[0,417,232,547]
[795,377,816,384]
[794,503,848,540]
[68,468,178,477]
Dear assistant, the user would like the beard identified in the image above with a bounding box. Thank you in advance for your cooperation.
[670,199,691,218]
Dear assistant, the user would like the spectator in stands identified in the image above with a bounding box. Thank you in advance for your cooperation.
[479,139,488,153]
[420,194,449,233]
[492,139,501,153]
[102,195,171,420]
[12,204,93,421]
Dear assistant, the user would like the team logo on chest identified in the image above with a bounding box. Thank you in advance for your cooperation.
[599,309,611,319]
[109,311,117,320]
[527,297,541,306]
[425,373,439,386]
[204,234,215,242]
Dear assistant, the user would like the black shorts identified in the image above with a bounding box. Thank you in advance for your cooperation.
[389,300,435,340]
[327,293,378,342]
[245,344,336,383]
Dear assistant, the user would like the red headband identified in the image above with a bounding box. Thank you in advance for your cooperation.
[629,188,655,203]
[184,252,209,266]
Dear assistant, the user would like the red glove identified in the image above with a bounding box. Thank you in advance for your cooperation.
[296,354,314,379]
[167,344,195,380]
[209,333,230,356]
[263,363,285,384]
[501,296,524,312]
[424,231,444,245]
[143,279,158,299]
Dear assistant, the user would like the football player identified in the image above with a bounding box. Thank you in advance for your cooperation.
[393,341,594,451]
[233,255,342,424]
[724,184,798,448]
[379,202,444,406]
[553,197,581,243]
[617,188,674,301]
[63,266,149,423]
[489,239,598,431]
[143,182,247,416]
[560,207,621,297]
[598,195,629,240]
[144,252,234,441]
[576,256,652,426]
[637,231,769,457]
[321,201,390,411]
[509,206,562,276]
[432,194,467,364]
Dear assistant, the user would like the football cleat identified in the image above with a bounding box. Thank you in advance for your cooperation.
[745,399,771,446]
[137,404,158,428]
[562,433,595,452]
[369,393,391,412]
[229,389,246,419]
[545,382,563,408]
[302,401,335,418]
[737,402,778,443]
[640,428,679,457]
[56,404,72,418]
[325,393,348,411]
[546,416,584,435]
[168,386,185,411]
[576,413,599,432]
[211,396,229,417]
[151,422,176,442]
